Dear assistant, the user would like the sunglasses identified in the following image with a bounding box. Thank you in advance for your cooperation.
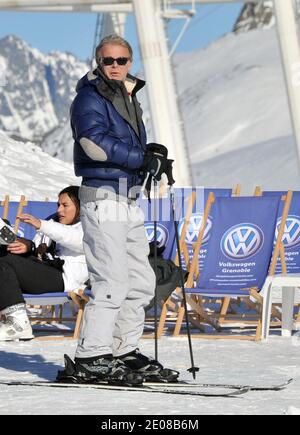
[99,57,130,66]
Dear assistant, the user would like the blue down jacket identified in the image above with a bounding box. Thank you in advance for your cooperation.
[71,69,147,195]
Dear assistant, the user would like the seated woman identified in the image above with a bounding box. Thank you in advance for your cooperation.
[0,186,88,341]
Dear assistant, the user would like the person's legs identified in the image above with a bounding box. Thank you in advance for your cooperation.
[0,253,64,341]
[0,253,64,311]
[112,204,179,382]
[75,199,131,359]
[113,203,156,357]
[73,199,144,385]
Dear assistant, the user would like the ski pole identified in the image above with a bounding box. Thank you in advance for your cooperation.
[170,187,199,380]
[153,178,159,361]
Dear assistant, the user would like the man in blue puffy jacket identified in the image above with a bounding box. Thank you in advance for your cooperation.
[68,35,178,386]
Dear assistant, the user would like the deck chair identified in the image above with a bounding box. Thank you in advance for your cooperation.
[0,195,27,234]
[15,199,57,239]
[158,187,238,336]
[0,197,85,338]
[0,196,57,237]
[173,191,292,341]
[137,189,185,336]
[261,191,300,339]
[23,288,91,340]
[13,199,78,339]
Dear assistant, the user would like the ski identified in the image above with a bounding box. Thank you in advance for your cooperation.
[145,378,293,392]
[0,380,249,398]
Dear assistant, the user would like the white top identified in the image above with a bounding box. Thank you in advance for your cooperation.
[34,220,89,292]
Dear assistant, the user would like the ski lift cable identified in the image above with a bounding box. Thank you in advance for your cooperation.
[167,4,226,55]
[187,4,227,31]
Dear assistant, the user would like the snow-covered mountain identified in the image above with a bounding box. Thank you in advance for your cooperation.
[0,35,88,145]
[1,21,300,197]
[0,129,78,200]
[175,27,300,191]
[233,1,275,33]
[233,0,300,34]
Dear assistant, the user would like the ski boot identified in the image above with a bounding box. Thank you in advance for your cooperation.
[56,354,144,387]
[0,304,34,341]
[118,349,179,383]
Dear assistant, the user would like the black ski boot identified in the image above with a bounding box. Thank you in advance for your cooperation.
[56,354,144,387]
[118,349,179,383]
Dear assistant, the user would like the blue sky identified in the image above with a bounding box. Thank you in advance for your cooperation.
[0,2,242,70]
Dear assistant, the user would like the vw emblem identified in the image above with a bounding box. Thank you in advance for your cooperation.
[145,223,169,248]
[221,223,264,260]
[276,216,300,249]
[178,214,212,245]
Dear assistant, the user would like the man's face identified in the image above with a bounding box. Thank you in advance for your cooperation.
[97,43,132,82]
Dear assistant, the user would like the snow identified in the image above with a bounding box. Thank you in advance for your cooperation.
[0,336,299,415]
[0,20,300,416]
[0,130,79,201]
[175,28,300,192]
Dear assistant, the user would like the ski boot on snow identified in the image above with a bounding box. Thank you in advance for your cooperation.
[56,354,144,387]
[0,304,34,341]
[117,349,179,383]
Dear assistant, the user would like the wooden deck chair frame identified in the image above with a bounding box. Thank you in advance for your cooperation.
[14,197,80,340]
[24,289,89,341]
[180,186,284,333]
[40,185,241,340]
[260,190,300,338]
[216,186,280,327]
[0,196,86,339]
[153,190,197,337]
[172,190,292,341]
[157,185,241,337]
[1,195,10,220]
[142,188,199,337]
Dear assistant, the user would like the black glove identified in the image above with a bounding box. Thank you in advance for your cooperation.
[141,143,169,182]
[147,143,169,158]
[146,144,175,185]
[142,153,167,182]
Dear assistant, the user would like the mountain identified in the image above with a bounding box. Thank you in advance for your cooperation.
[233,0,300,34]
[233,1,275,33]
[0,35,88,145]
[1,24,300,196]
[174,26,300,192]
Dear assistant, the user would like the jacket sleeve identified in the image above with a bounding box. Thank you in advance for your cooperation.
[39,221,84,254]
[71,90,144,169]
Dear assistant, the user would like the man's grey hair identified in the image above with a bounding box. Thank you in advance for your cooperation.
[95,34,133,61]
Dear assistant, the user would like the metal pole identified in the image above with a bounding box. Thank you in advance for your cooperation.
[153,179,159,361]
[170,187,199,379]
[273,0,300,171]
[132,0,192,187]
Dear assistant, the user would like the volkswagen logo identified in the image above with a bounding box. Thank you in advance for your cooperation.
[145,223,169,248]
[276,216,300,249]
[221,223,264,260]
[178,213,212,246]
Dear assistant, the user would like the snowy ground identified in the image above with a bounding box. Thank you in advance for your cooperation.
[0,130,79,201]
[0,335,299,415]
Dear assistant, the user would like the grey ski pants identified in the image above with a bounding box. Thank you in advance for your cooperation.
[75,188,156,359]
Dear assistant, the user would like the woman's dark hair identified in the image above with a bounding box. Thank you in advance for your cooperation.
[58,186,80,224]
